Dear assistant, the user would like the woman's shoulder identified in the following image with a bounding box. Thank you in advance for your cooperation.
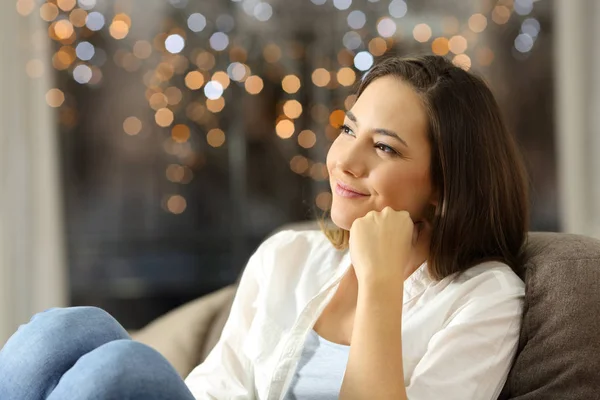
[448,260,525,298]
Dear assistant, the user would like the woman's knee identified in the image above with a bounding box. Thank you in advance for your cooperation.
[0,307,130,389]
[30,306,128,345]
[49,340,194,400]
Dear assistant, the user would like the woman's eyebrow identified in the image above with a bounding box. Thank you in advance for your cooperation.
[346,110,409,148]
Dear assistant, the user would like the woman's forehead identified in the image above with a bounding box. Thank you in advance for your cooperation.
[350,76,428,138]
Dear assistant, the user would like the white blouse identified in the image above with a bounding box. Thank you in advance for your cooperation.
[184,229,525,400]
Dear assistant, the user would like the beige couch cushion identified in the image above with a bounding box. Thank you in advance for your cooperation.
[131,284,237,378]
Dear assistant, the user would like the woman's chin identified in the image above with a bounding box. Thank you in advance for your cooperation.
[330,207,354,231]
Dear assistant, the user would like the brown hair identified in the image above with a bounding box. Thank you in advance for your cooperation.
[321,54,530,280]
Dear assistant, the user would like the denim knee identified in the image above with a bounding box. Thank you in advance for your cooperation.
[0,307,130,400]
[48,340,195,400]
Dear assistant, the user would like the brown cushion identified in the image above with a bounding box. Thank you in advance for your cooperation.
[131,285,237,378]
[502,232,600,399]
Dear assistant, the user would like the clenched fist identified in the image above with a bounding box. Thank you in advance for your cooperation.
[349,206,421,288]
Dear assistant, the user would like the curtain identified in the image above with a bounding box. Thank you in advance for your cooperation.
[555,0,600,237]
[0,2,67,345]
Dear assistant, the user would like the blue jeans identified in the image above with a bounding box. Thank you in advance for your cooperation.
[0,307,196,400]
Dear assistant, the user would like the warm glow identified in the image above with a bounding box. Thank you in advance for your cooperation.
[229,46,248,63]
[316,192,332,211]
[468,13,488,33]
[167,195,187,214]
[337,49,355,67]
[114,13,132,27]
[282,75,301,94]
[46,88,65,108]
[310,163,328,180]
[413,23,432,43]
[448,35,468,54]
[431,37,450,56]
[492,5,511,25]
[69,8,88,27]
[263,43,282,63]
[195,52,216,70]
[172,124,190,143]
[110,21,129,40]
[283,100,303,119]
[149,93,168,110]
[156,62,175,81]
[206,97,226,113]
[212,71,230,89]
[368,38,387,56]
[133,40,152,59]
[155,108,174,127]
[290,155,309,174]
[123,117,142,136]
[207,128,226,147]
[166,164,185,183]
[54,20,74,40]
[452,54,472,71]
[57,0,76,12]
[16,0,35,16]
[337,67,356,87]
[276,120,295,139]
[312,68,331,87]
[26,59,44,78]
[52,47,76,70]
[185,71,205,90]
[165,87,183,105]
[245,75,264,94]
[40,3,59,22]
[344,94,357,110]
[329,110,345,128]
[298,130,317,149]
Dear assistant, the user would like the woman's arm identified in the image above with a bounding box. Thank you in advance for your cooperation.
[339,282,408,400]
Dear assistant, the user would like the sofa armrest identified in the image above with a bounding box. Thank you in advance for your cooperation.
[131,284,237,378]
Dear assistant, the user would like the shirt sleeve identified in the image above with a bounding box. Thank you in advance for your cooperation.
[405,288,524,400]
[184,236,269,400]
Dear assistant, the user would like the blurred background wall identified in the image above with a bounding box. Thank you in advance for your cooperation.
[0,0,594,342]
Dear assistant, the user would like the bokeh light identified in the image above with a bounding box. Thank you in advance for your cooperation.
[283,100,303,119]
[276,120,295,139]
[123,116,142,135]
[282,75,301,93]
[413,24,432,43]
[207,128,226,147]
[468,13,487,33]
[245,76,264,94]
[312,68,331,87]
[298,130,317,149]
[377,17,397,38]
[354,51,373,71]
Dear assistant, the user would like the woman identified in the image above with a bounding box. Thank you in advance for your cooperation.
[0,55,529,400]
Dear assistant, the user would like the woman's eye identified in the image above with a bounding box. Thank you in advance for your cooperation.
[340,124,355,136]
[375,143,399,156]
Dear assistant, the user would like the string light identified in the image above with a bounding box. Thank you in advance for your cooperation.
[20,0,538,216]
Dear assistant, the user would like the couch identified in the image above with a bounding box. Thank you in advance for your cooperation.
[132,223,600,399]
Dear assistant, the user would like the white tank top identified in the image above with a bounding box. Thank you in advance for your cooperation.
[282,329,350,399]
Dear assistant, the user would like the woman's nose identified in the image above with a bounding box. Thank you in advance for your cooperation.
[336,139,368,178]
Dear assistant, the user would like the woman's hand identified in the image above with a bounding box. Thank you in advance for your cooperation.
[349,206,421,288]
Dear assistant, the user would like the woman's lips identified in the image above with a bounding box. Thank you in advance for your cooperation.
[335,182,369,198]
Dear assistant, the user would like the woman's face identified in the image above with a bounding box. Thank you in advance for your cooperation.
[326,75,436,231]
